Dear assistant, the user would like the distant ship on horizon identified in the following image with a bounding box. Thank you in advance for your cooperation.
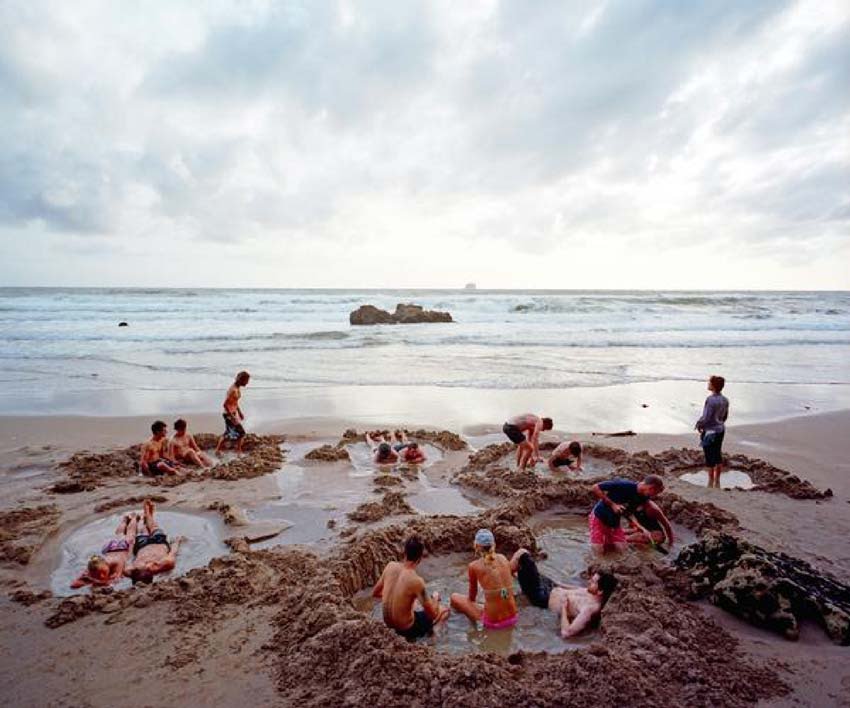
[464,282,476,290]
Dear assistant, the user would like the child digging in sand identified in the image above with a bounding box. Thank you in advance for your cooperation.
[502,413,553,470]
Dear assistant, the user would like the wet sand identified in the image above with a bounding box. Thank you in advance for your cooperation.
[0,410,849,706]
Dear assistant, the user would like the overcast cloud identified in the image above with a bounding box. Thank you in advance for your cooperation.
[1,0,848,288]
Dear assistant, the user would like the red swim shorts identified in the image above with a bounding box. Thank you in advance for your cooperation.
[588,512,626,546]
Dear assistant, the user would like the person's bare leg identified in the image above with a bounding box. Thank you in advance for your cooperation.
[124,514,139,543]
[143,500,156,534]
[450,593,482,623]
[114,514,131,536]
[236,436,245,454]
[198,451,214,468]
[590,543,605,556]
[215,435,226,455]
[510,548,530,573]
[431,592,450,624]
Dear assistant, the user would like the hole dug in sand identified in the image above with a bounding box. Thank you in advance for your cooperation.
[50,510,228,595]
[679,468,755,490]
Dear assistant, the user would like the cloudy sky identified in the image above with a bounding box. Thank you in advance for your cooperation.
[1,0,848,289]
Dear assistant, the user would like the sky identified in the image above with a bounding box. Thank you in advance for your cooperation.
[1,0,848,290]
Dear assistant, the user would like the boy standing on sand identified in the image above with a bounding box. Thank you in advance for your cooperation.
[215,371,250,455]
[140,421,181,476]
[696,375,729,488]
[170,419,214,469]
[502,413,553,470]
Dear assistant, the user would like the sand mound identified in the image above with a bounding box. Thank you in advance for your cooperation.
[305,444,351,462]
[337,428,466,451]
[93,494,168,513]
[0,505,61,565]
[373,475,404,489]
[348,491,415,523]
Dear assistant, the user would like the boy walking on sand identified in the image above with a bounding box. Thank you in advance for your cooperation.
[216,371,250,455]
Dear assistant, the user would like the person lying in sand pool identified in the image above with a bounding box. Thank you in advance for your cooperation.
[140,420,181,476]
[169,418,213,469]
[590,475,665,554]
[123,500,183,585]
[372,535,449,641]
[366,432,400,465]
[547,440,583,472]
[70,513,139,588]
[624,500,674,548]
[450,529,519,629]
[503,414,553,471]
[216,370,250,455]
[400,441,426,465]
[510,549,617,638]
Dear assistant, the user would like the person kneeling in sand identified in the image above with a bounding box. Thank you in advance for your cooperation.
[502,414,553,470]
[450,529,519,630]
[511,549,617,638]
[170,419,213,469]
[140,420,181,476]
[71,513,138,588]
[624,500,674,549]
[372,536,449,641]
[123,500,183,585]
[367,432,399,465]
[548,440,583,472]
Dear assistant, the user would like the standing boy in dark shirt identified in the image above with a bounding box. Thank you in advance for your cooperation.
[589,475,664,554]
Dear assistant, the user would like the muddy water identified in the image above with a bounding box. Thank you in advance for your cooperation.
[679,469,755,490]
[534,455,616,480]
[50,510,228,596]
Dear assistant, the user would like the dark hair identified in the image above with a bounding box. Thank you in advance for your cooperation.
[378,443,391,456]
[174,419,187,431]
[597,571,617,604]
[130,567,154,585]
[408,442,419,450]
[643,474,664,491]
[404,536,424,562]
[568,441,582,457]
[542,417,553,430]
[151,420,167,435]
[235,371,250,385]
[710,375,725,393]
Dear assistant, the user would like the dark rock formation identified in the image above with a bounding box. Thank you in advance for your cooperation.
[349,303,453,325]
[675,533,850,644]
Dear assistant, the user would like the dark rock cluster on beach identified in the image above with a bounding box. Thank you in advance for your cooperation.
[675,533,850,644]
[349,303,453,325]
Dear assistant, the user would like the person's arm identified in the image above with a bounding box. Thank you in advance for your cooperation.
[646,501,674,545]
[720,399,729,423]
[365,433,377,451]
[139,444,149,474]
[696,397,712,431]
[561,605,597,638]
[418,581,440,621]
[466,564,478,603]
[592,483,625,516]
[547,450,560,473]
[372,567,386,598]
[154,536,183,573]
[532,420,543,457]
[189,435,200,452]
[70,575,89,589]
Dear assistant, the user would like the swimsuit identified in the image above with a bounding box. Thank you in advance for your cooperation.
[552,457,575,468]
[502,422,526,445]
[516,553,555,609]
[394,609,434,641]
[223,412,246,440]
[101,538,130,554]
[133,528,171,557]
[147,459,171,476]
[482,612,518,630]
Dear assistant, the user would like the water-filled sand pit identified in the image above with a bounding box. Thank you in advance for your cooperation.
[679,469,755,490]
[346,442,443,476]
[50,510,228,595]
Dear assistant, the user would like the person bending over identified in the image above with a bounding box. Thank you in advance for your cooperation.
[372,536,449,641]
[140,421,180,476]
[625,500,674,548]
[123,500,183,585]
[216,371,250,455]
[450,529,518,630]
[589,475,664,554]
[367,432,400,465]
[71,513,138,588]
[502,414,553,470]
[548,440,583,472]
[511,549,617,638]
[170,419,213,469]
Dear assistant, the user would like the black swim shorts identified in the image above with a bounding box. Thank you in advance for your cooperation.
[551,456,575,468]
[223,413,246,440]
[701,430,725,467]
[516,552,555,609]
[147,459,170,476]
[395,610,434,641]
[133,529,171,557]
[503,422,526,445]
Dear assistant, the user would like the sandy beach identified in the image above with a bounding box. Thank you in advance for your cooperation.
[1,406,848,707]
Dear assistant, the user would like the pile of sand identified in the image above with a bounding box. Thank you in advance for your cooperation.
[0,505,61,565]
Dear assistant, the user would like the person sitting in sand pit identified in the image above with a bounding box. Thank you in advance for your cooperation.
[391,431,427,465]
[696,375,729,489]
[140,420,181,476]
[70,513,139,588]
[502,414,553,471]
[169,418,213,469]
[450,529,519,630]
[590,475,665,554]
[547,440,583,472]
[624,500,674,548]
[366,432,400,465]
[510,549,617,638]
[372,535,450,641]
[215,371,250,455]
[123,500,183,585]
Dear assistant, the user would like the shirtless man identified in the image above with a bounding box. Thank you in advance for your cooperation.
[372,536,449,641]
[215,371,250,455]
[123,500,183,585]
[170,419,213,469]
[624,500,674,548]
[511,549,617,638]
[366,432,400,465]
[140,420,180,476]
[502,413,553,470]
[548,440,583,472]
[70,513,138,588]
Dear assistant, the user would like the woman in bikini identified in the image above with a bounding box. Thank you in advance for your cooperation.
[450,528,519,630]
[70,513,138,588]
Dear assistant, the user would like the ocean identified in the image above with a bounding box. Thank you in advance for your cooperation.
[1,288,849,425]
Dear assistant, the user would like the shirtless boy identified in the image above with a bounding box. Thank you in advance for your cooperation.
[215,371,250,455]
[548,440,583,472]
[625,500,674,548]
[502,414,553,470]
[367,432,400,465]
[170,419,213,469]
[123,500,183,585]
[71,513,138,588]
[372,536,450,641]
[140,421,180,476]
[511,549,617,638]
